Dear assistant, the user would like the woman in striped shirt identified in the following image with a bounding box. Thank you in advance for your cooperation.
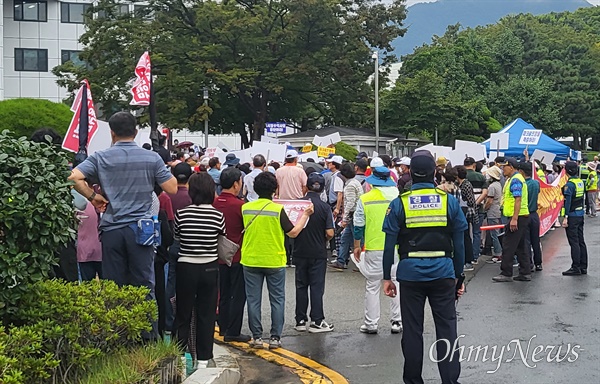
[173,172,225,367]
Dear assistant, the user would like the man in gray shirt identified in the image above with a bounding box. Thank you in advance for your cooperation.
[69,112,177,294]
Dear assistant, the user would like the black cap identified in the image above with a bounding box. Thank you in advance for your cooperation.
[565,161,578,176]
[518,161,532,174]
[307,172,325,193]
[463,157,476,166]
[500,157,519,169]
[356,151,368,160]
[410,150,436,179]
[172,162,192,183]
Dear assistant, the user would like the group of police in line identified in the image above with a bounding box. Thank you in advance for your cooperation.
[369,150,589,384]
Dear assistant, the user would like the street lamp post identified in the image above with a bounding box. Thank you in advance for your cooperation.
[373,51,379,154]
[203,88,209,149]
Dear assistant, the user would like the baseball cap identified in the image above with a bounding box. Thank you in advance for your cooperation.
[370,157,384,168]
[172,162,193,183]
[410,150,435,178]
[463,157,476,166]
[392,157,401,166]
[307,172,325,192]
[200,156,210,166]
[286,149,299,159]
[399,157,411,166]
[499,157,519,169]
[356,151,368,160]
[565,161,578,175]
[326,155,344,165]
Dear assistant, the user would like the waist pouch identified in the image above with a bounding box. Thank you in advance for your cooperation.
[129,218,161,247]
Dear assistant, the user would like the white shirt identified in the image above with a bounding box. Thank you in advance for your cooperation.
[244,168,263,202]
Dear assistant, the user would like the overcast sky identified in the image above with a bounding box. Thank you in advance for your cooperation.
[404,0,600,6]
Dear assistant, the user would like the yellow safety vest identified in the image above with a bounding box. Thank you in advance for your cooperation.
[585,172,597,191]
[536,168,546,183]
[502,172,529,217]
[241,199,287,268]
[580,165,590,180]
[399,188,451,258]
[361,188,392,251]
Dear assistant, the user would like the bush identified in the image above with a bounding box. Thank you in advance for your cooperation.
[0,131,76,324]
[334,141,359,161]
[2,280,157,383]
[0,99,72,139]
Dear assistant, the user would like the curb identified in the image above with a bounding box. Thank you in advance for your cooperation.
[182,344,241,384]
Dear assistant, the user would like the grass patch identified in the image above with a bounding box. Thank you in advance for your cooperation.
[79,339,182,384]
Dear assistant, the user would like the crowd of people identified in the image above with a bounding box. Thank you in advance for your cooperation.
[57,111,599,380]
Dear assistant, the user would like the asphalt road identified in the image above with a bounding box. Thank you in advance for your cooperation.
[240,220,599,384]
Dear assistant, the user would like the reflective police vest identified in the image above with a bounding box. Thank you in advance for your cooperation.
[585,171,597,191]
[567,177,585,213]
[502,173,529,217]
[241,199,287,268]
[360,188,392,251]
[398,188,453,259]
[579,165,589,180]
[536,168,546,183]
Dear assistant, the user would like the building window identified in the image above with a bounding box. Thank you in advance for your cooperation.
[14,0,47,22]
[61,50,86,67]
[61,2,91,24]
[15,48,48,72]
[98,4,129,19]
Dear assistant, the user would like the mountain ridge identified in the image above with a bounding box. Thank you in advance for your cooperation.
[393,0,592,56]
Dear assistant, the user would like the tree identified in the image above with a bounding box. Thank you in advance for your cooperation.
[54,0,408,147]
[0,99,72,140]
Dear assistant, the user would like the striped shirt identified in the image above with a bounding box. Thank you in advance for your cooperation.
[174,204,226,264]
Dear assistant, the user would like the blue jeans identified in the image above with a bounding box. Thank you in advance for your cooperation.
[471,212,485,261]
[337,221,355,265]
[487,218,503,256]
[243,266,286,339]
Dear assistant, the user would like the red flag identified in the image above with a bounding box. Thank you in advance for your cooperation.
[62,80,98,153]
[130,51,152,106]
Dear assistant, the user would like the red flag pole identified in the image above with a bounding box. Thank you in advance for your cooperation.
[74,81,89,165]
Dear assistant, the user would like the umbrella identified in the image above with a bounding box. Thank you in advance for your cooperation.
[176,141,194,148]
[299,162,324,173]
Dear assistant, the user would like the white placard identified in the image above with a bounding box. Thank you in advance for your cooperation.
[214,148,229,164]
[231,148,252,164]
[489,133,509,150]
[446,150,466,168]
[260,135,278,144]
[217,141,231,152]
[488,152,504,165]
[372,151,379,158]
[531,149,556,167]
[519,129,542,145]
[298,151,318,162]
[415,143,452,159]
[312,132,341,147]
[250,141,288,163]
[454,140,487,161]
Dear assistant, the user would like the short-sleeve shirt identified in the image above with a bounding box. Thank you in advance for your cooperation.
[169,185,193,214]
[276,165,308,200]
[76,141,173,231]
[293,192,335,259]
[486,181,502,219]
[213,192,245,264]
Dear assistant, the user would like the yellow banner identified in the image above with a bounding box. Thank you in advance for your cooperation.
[301,144,313,153]
[317,146,335,158]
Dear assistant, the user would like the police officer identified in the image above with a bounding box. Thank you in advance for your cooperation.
[382,150,467,384]
[562,161,588,276]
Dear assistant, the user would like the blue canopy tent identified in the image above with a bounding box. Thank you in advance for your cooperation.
[483,118,580,161]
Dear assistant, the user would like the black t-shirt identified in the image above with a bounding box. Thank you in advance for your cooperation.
[293,192,335,259]
[156,147,171,165]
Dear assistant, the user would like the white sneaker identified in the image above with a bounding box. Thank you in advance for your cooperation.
[295,320,307,332]
[308,320,334,333]
[359,324,378,334]
[196,360,209,369]
[391,321,403,334]
[249,338,264,349]
[268,337,282,349]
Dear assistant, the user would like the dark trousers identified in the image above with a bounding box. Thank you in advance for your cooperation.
[500,216,530,277]
[79,261,102,281]
[165,241,180,332]
[155,255,168,337]
[399,279,460,384]
[218,263,246,337]
[294,258,327,324]
[174,261,219,361]
[528,212,543,266]
[285,237,295,265]
[566,216,588,270]
[463,229,473,264]
[54,240,79,281]
[100,227,156,292]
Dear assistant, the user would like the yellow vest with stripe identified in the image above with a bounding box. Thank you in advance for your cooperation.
[360,188,392,251]
[502,173,529,217]
[580,165,590,180]
[585,171,597,191]
[536,168,546,183]
[569,177,585,212]
[241,199,286,268]
[398,188,452,258]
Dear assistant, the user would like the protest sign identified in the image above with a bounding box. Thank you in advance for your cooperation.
[274,200,312,226]
[454,140,487,161]
[312,133,341,147]
[260,135,278,144]
[317,146,335,158]
[299,151,318,162]
[531,149,556,167]
[250,141,287,162]
[415,143,452,159]
[519,129,542,145]
[301,144,313,153]
[535,168,568,236]
[230,148,252,164]
[489,133,509,151]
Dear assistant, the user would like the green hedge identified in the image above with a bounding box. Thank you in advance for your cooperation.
[0,99,72,139]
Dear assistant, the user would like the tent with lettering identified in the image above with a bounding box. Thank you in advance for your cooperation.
[482,118,580,161]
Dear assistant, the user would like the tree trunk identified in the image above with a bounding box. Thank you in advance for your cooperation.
[573,132,581,150]
[591,133,600,151]
[252,92,268,142]
[237,123,251,149]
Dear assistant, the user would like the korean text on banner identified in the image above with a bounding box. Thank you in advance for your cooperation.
[130,51,152,106]
[301,144,313,153]
[317,146,335,158]
[274,200,312,226]
[535,168,568,236]
[519,129,542,146]
[62,80,99,153]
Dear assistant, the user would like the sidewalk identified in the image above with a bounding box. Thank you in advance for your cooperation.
[183,344,241,384]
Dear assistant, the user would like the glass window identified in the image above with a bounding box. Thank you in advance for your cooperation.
[61,50,86,67]
[61,2,91,24]
[15,48,48,72]
[98,4,129,19]
[14,1,47,22]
